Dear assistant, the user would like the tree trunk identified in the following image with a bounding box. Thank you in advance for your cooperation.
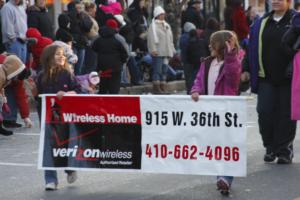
[163,0,189,48]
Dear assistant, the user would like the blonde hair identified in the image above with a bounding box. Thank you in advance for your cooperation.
[209,30,239,59]
[40,45,71,85]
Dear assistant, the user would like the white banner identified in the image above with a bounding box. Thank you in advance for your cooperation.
[38,95,248,177]
[140,96,247,177]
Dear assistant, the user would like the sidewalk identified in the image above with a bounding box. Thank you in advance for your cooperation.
[119,80,186,94]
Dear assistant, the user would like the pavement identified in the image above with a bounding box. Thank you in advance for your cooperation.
[1,89,300,200]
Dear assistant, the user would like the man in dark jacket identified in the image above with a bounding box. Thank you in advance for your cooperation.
[27,0,54,39]
[92,19,129,94]
[181,0,204,29]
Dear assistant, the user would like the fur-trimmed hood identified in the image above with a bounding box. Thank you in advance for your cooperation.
[0,55,26,89]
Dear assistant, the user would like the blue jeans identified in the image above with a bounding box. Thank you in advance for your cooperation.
[5,40,27,62]
[44,170,74,184]
[127,56,142,84]
[152,56,168,81]
[121,64,129,84]
[45,170,58,184]
[83,46,97,74]
[44,124,78,184]
[74,47,86,75]
[217,176,234,185]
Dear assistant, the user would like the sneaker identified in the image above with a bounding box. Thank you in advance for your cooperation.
[3,120,22,128]
[264,152,276,162]
[0,127,13,136]
[45,182,57,191]
[67,171,77,184]
[216,177,230,195]
[277,155,292,164]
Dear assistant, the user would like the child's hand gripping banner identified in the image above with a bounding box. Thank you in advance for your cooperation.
[38,95,248,177]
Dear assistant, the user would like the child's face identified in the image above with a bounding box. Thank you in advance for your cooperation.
[209,44,219,58]
[54,48,66,67]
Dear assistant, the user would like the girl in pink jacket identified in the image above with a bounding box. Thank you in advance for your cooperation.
[191,30,242,195]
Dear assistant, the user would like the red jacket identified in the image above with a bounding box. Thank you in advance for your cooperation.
[231,6,249,41]
[26,28,53,70]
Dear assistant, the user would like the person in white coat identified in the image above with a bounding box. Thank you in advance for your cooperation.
[147,6,175,94]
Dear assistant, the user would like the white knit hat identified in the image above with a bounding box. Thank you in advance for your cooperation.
[153,6,165,18]
[114,15,126,27]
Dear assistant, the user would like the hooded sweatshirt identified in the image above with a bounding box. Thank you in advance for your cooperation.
[92,27,128,72]
[1,0,27,43]
[26,28,53,70]
[0,55,25,90]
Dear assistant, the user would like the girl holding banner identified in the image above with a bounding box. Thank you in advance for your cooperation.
[190,31,242,195]
[36,45,82,191]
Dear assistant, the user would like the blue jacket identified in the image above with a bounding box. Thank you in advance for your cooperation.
[248,13,270,93]
[179,33,189,64]
[249,10,296,93]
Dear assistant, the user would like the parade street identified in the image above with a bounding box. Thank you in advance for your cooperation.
[0,95,300,200]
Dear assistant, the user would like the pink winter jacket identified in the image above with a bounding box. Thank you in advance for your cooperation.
[292,51,300,120]
[191,50,242,95]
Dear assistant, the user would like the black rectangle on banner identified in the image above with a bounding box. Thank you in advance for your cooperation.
[43,123,142,169]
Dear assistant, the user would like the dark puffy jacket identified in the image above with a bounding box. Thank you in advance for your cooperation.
[127,7,148,51]
[92,27,128,72]
[119,21,135,45]
[68,10,90,48]
[56,13,73,43]
[186,37,208,68]
[27,5,54,39]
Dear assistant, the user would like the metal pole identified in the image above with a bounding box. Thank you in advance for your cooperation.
[54,1,62,32]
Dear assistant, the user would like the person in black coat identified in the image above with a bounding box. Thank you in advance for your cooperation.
[56,13,73,43]
[67,0,92,75]
[181,0,204,29]
[127,0,148,52]
[27,0,54,39]
[201,17,220,54]
[185,29,208,93]
[92,19,129,94]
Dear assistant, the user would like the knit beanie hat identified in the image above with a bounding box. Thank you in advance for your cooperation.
[153,6,165,18]
[2,55,26,80]
[88,71,100,85]
[106,19,119,30]
[183,22,196,33]
[114,14,126,27]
